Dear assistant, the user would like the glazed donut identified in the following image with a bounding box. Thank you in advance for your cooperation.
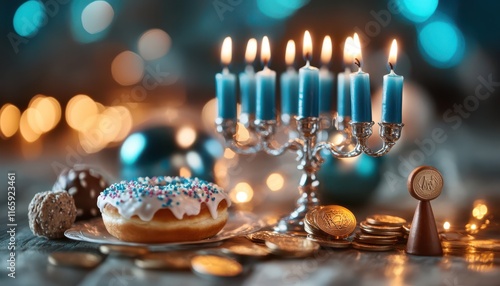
[97,176,231,243]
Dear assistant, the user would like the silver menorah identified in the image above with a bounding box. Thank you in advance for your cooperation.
[215,114,404,232]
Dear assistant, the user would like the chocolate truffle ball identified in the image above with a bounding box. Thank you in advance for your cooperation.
[28,190,77,239]
[53,166,108,220]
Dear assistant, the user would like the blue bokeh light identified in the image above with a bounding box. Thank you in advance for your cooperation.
[70,0,120,43]
[400,0,439,23]
[13,1,47,37]
[257,0,309,19]
[120,133,147,165]
[418,17,465,68]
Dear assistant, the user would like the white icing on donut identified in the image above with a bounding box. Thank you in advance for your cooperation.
[97,176,231,221]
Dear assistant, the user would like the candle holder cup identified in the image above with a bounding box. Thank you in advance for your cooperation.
[215,114,403,233]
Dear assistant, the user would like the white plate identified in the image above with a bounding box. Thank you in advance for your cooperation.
[65,211,263,250]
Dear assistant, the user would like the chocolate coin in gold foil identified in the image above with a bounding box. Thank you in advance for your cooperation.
[221,244,270,258]
[135,251,195,270]
[99,244,149,257]
[306,234,351,249]
[48,252,103,268]
[191,255,243,277]
[366,214,407,227]
[265,236,320,257]
[408,166,443,201]
[246,231,291,244]
[354,233,398,245]
[352,242,395,252]
[359,221,402,232]
[316,205,356,238]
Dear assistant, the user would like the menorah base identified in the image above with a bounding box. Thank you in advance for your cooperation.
[274,210,309,233]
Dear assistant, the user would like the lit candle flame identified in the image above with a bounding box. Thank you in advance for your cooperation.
[245,38,257,64]
[303,30,312,63]
[353,33,362,69]
[320,36,332,65]
[261,36,271,67]
[343,36,354,66]
[388,39,398,71]
[221,36,232,66]
[285,40,295,66]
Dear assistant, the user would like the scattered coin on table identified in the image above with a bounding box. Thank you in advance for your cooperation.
[191,255,243,277]
[48,252,103,268]
[99,244,149,257]
[221,244,270,258]
[246,230,292,244]
[352,242,395,252]
[135,251,196,270]
[265,236,320,257]
[306,234,351,249]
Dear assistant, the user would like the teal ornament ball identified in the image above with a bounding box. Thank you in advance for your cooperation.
[317,152,384,206]
[120,126,223,181]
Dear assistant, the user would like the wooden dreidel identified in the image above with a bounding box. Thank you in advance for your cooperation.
[406,166,443,256]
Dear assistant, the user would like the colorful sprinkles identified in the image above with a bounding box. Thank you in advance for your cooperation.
[98,176,227,210]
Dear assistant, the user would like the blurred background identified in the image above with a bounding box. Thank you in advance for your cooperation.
[1,0,499,231]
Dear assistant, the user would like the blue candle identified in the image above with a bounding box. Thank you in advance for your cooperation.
[280,40,298,117]
[382,40,404,123]
[319,68,333,114]
[337,69,351,117]
[350,33,372,123]
[350,71,371,122]
[319,36,333,114]
[298,31,319,118]
[280,68,298,116]
[215,37,236,120]
[239,68,256,114]
[337,37,354,117]
[239,39,257,115]
[256,36,276,121]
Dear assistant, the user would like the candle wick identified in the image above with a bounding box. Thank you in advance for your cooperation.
[389,62,394,71]
[262,59,269,68]
[223,67,229,74]
[354,58,361,69]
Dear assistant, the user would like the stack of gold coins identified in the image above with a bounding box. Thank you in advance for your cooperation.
[353,214,407,251]
[304,205,356,249]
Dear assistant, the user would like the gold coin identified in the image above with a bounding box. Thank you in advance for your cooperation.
[366,214,407,226]
[352,242,395,252]
[99,244,149,257]
[354,238,397,246]
[221,244,270,258]
[360,228,402,237]
[48,252,102,268]
[402,223,411,234]
[315,205,356,238]
[265,236,320,253]
[306,234,351,249]
[191,255,243,277]
[360,221,402,232]
[246,231,291,244]
[408,166,443,201]
[135,251,195,270]
[355,233,398,245]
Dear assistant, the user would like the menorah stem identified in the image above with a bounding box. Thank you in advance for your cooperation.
[275,117,321,232]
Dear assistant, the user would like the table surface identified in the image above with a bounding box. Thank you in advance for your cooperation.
[1,146,500,286]
[1,214,499,286]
